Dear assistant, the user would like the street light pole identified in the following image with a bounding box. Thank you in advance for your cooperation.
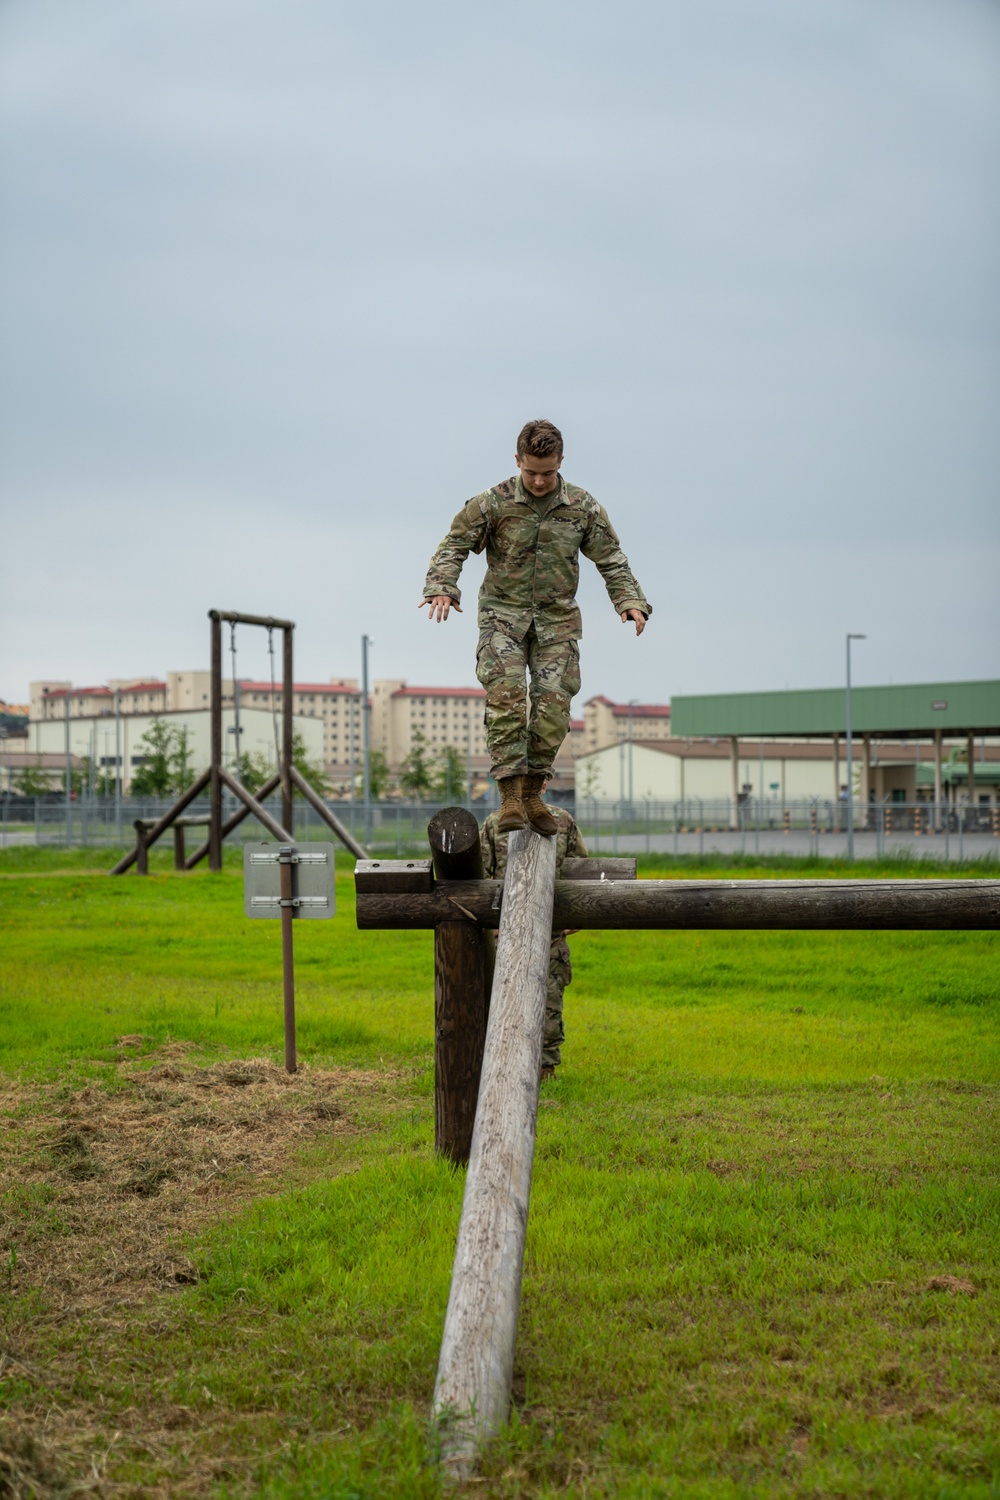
[361,634,372,846]
[114,686,122,846]
[845,632,866,860]
[64,689,71,845]
[627,699,637,811]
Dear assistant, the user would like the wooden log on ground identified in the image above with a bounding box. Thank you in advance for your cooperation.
[428,807,488,1166]
[109,768,212,875]
[356,878,1000,932]
[433,828,557,1473]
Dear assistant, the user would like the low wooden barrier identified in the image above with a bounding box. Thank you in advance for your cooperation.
[357,876,1000,932]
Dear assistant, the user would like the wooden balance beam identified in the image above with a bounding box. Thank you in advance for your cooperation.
[356,820,1000,1473]
[357,808,635,1165]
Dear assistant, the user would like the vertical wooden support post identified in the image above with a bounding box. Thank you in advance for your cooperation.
[278,846,297,1073]
[134,820,149,876]
[173,823,186,870]
[209,611,223,872]
[427,807,488,1166]
[282,625,294,837]
[933,730,943,832]
[967,731,975,820]
[433,828,557,1474]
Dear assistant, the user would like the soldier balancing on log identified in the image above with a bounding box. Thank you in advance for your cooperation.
[480,782,587,1079]
[419,418,651,837]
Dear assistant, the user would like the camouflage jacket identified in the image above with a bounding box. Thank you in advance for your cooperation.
[423,474,651,643]
[480,804,588,880]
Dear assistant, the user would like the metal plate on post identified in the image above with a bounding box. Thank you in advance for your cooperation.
[243,843,336,919]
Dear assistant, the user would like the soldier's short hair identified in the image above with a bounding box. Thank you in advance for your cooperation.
[517,419,563,458]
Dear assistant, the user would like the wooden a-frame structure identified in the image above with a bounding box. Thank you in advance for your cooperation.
[110,609,366,875]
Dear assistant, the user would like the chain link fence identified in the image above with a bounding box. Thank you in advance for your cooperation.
[3,791,998,863]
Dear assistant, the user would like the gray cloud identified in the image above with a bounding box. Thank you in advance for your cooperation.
[2,0,998,703]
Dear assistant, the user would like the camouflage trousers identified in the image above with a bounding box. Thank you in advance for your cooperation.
[543,936,572,1068]
[475,621,582,781]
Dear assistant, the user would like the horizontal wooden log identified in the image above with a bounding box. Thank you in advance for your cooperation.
[209,608,294,630]
[136,815,210,829]
[561,856,636,881]
[356,878,1000,931]
[355,859,433,894]
[351,855,635,897]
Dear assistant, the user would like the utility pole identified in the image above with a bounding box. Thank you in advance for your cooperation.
[845,633,866,860]
[114,686,122,846]
[465,700,472,806]
[64,689,71,845]
[627,699,637,810]
[361,635,372,846]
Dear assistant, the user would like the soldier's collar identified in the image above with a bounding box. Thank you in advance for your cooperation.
[514,474,569,507]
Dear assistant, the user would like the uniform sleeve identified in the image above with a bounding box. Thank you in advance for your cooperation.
[581,503,651,618]
[479,816,496,877]
[423,496,490,604]
[567,819,588,858]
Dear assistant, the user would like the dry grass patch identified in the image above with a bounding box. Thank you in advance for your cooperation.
[2,1042,394,1311]
[0,1044,405,1498]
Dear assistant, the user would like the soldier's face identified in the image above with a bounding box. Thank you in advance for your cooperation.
[516,450,562,497]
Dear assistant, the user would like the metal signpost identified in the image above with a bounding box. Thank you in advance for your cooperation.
[243,842,336,1073]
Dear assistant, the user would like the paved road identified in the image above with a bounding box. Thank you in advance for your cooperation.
[583,828,1000,863]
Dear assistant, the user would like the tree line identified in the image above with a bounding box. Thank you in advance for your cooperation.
[7,721,474,803]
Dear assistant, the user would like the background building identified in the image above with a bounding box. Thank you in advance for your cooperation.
[576,679,1000,812]
[582,696,671,753]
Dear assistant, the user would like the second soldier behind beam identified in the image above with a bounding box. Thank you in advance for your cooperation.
[419,418,651,835]
[480,782,587,1077]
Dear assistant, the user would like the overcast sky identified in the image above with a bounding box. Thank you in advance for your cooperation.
[2,0,998,709]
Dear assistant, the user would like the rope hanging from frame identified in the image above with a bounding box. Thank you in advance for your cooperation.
[267,626,289,805]
[229,623,241,784]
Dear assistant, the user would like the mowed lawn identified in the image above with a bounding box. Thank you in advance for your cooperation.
[0,847,997,1499]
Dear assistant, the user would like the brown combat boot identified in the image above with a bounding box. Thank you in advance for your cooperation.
[497,776,526,833]
[521,774,558,836]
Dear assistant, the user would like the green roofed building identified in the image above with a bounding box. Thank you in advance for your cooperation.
[667,679,1000,813]
[670,680,1000,741]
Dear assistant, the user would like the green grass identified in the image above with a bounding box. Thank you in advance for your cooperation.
[0,852,997,1497]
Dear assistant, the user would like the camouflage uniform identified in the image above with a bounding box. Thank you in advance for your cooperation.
[480,804,588,1069]
[424,474,650,781]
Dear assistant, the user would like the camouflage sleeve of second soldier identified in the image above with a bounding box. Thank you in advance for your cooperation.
[479,815,496,878]
[422,495,489,604]
[580,502,651,619]
[567,818,588,859]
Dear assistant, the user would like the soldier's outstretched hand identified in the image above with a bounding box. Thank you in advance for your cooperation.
[622,608,646,636]
[418,595,463,622]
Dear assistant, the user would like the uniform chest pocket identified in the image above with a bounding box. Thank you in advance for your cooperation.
[492,513,541,556]
[542,517,587,556]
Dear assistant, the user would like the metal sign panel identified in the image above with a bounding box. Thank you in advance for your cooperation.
[243,842,336,920]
